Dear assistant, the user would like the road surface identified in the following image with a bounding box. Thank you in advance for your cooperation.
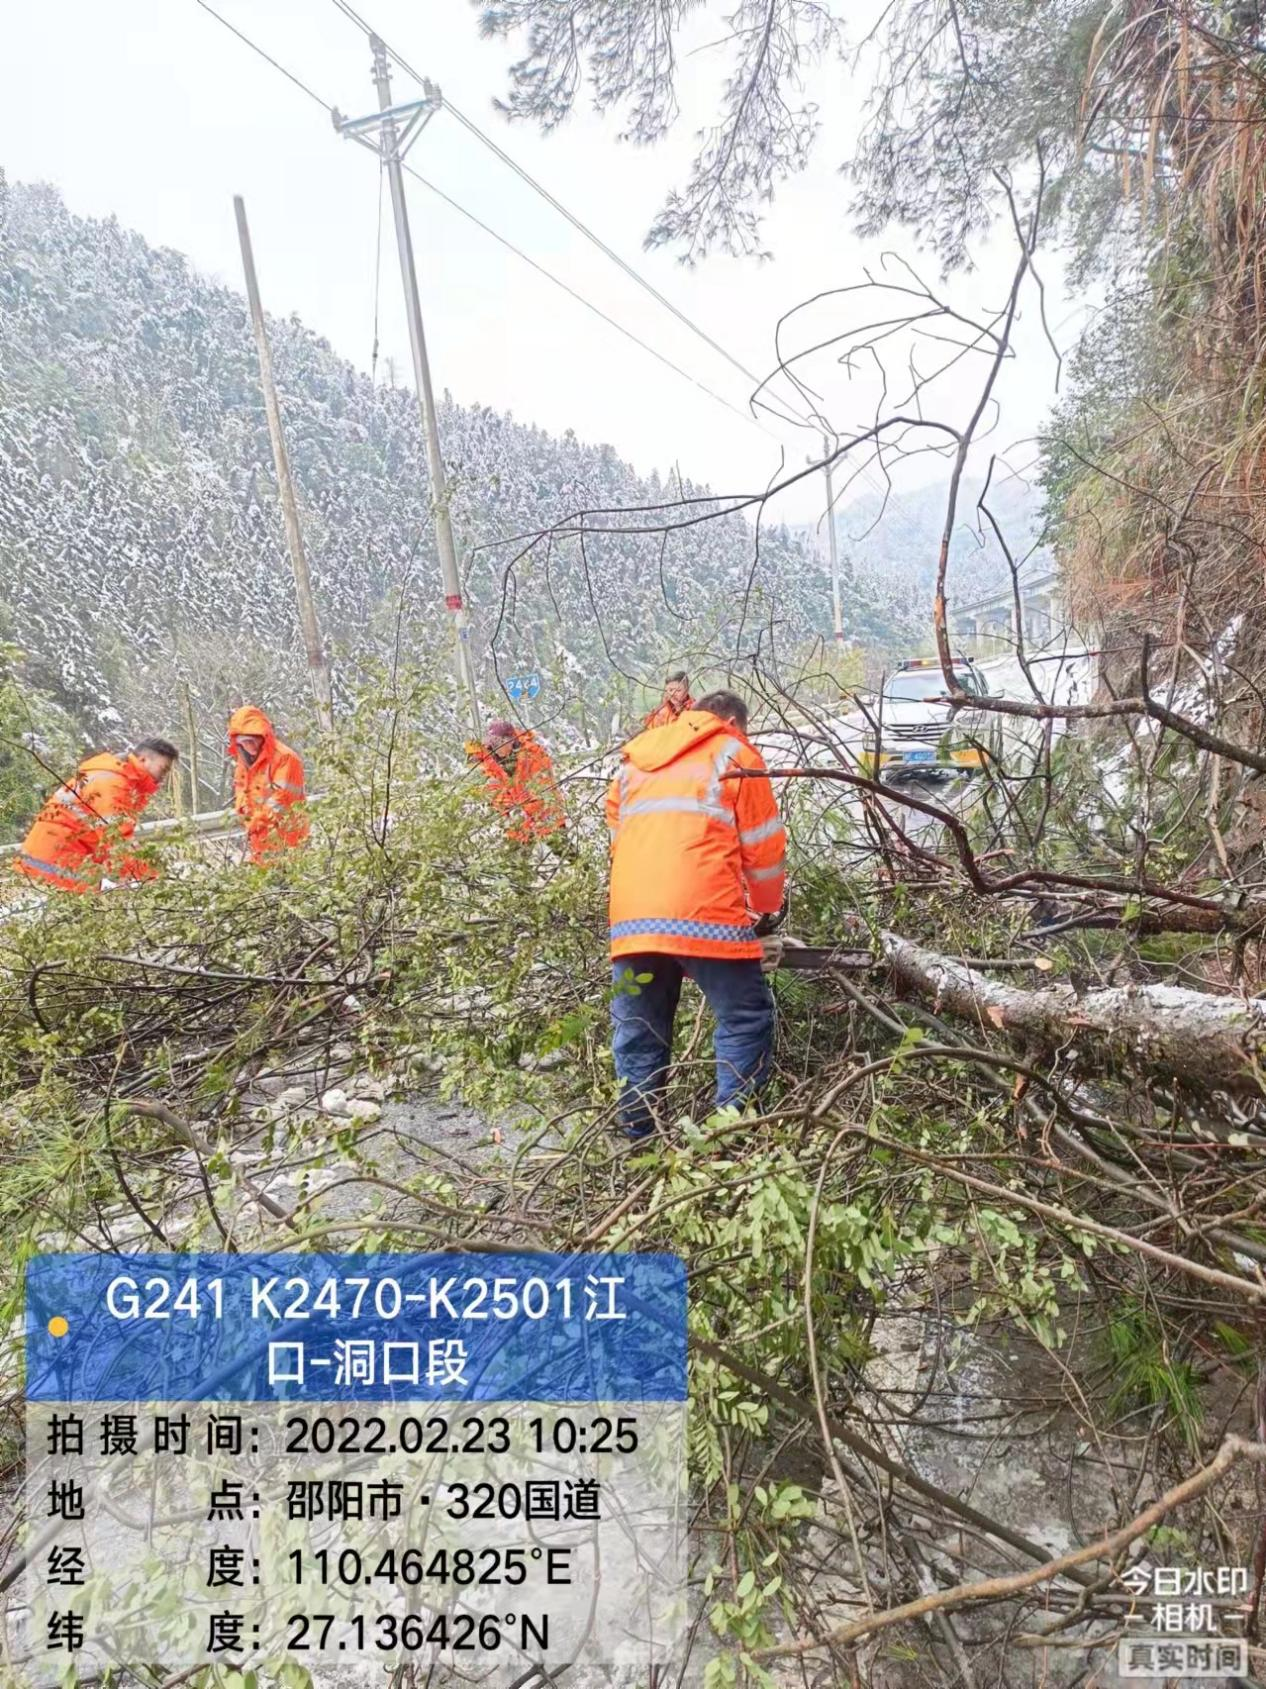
[754,645,1092,860]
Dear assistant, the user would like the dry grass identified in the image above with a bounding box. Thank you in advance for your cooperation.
[1063,3,1266,689]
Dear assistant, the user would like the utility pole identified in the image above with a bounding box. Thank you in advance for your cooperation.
[234,195,335,736]
[811,437,845,644]
[180,679,200,815]
[334,41,481,738]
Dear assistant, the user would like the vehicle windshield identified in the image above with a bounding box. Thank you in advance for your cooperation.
[884,672,949,701]
[882,669,979,701]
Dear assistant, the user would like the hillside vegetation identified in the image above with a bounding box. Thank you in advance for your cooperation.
[0,172,881,802]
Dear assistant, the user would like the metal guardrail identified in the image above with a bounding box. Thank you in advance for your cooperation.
[3,716,884,859]
[0,762,602,857]
[0,804,241,858]
[0,761,601,858]
[125,806,239,838]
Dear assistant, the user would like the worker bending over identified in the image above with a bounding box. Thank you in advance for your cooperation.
[229,706,308,865]
[14,738,179,892]
[643,670,694,731]
[467,720,567,846]
[606,689,785,1139]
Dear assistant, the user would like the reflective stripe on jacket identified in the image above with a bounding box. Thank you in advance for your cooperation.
[467,731,566,844]
[606,709,785,961]
[643,694,695,731]
[228,705,308,865]
[14,752,160,892]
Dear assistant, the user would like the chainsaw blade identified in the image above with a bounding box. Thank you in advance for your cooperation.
[776,946,871,971]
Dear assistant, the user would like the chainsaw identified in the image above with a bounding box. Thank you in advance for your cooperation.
[756,908,873,973]
[774,941,872,972]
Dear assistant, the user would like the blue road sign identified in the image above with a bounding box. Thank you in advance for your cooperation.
[507,671,543,701]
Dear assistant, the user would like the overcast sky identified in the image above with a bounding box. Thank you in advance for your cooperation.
[0,0,1086,530]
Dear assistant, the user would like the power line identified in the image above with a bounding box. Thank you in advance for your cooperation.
[192,0,334,114]
[191,0,777,431]
[395,159,762,425]
[449,101,782,392]
[193,0,917,531]
[445,101,843,439]
[323,0,935,545]
[325,0,809,432]
[193,0,931,566]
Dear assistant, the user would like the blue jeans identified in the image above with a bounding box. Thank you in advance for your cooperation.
[611,954,775,1137]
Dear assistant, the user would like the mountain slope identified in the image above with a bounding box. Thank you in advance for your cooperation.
[0,174,876,769]
[788,473,1052,646]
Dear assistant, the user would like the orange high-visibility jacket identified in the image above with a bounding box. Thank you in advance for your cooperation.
[228,705,308,865]
[606,710,786,961]
[14,752,161,892]
[467,730,566,844]
[643,693,695,732]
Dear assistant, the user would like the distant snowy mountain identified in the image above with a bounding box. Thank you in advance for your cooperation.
[791,471,1052,647]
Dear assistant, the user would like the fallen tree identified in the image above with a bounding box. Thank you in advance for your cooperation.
[882,932,1266,1095]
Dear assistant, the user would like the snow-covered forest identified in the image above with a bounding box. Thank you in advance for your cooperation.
[834,474,1049,604]
[0,172,897,762]
[0,172,1038,779]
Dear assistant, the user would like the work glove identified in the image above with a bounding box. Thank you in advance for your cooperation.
[753,905,787,939]
[759,933,785,974]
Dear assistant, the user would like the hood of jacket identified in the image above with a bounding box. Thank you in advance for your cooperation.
[228,705,277,763]
[80,751,159,799]
[623,709,745,773]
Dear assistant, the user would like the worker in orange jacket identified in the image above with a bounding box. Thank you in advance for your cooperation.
[467,720,567,846]
[228,705,308,865]
[14,737,179,892]
[643,669,694,731]
[606,689,785,1138]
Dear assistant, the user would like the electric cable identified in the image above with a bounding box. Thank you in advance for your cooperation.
[196,0,940,604]
[324,0,934,544]
[326,0,810,432]
[192,0,785,430]
[193,0,335,113]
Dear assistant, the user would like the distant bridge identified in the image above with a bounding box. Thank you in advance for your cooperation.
[949,569,1068,657]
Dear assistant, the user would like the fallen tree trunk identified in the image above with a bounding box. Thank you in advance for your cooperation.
[882,932,1266,1094]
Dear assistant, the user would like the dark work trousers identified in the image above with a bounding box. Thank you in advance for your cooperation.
[610,952,775,1139]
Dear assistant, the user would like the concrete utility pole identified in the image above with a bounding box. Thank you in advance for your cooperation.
[234,195,335,736]
[811,437,845,644]
[334,41,481,738]
[180,679,200,814]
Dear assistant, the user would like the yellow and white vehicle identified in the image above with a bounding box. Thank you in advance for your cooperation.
[857,656,995,782]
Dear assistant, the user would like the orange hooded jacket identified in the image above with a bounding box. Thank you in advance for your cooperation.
[467,730,566,844]
[14,752,161,892]
[228,705,308,864]
[643,692,696,732]
[606,709,786,961]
